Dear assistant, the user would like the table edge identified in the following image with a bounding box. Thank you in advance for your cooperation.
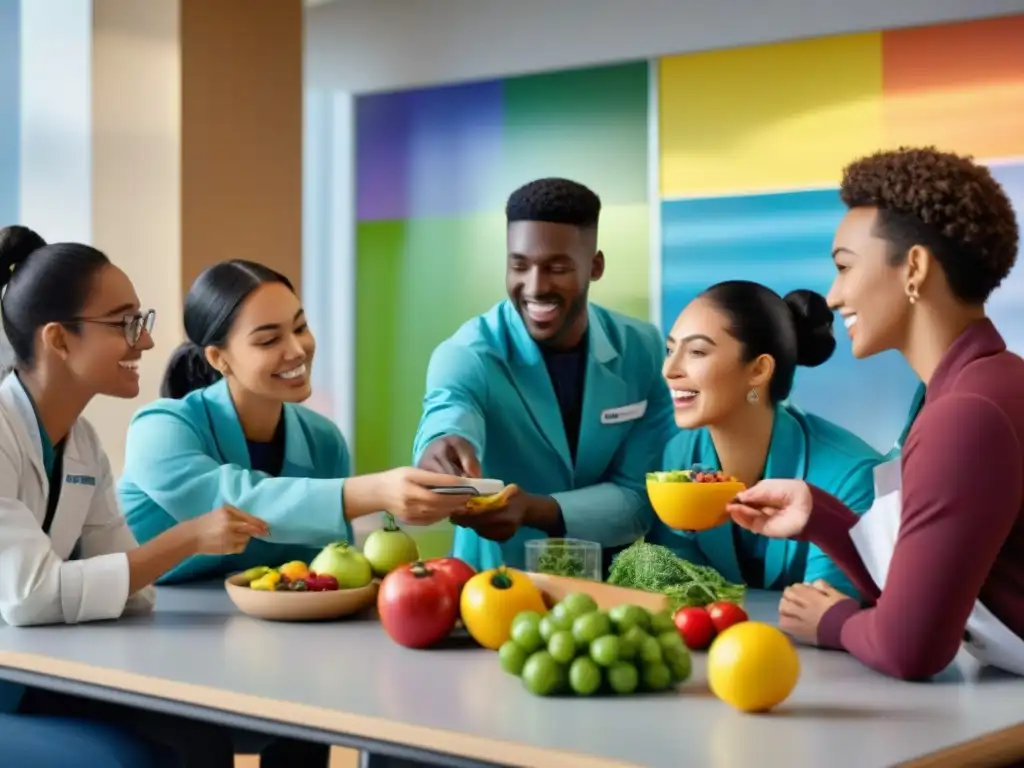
[0,649,638,768]
[900,722,1024,768]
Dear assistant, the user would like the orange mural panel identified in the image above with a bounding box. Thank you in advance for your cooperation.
[882,15,1024,159]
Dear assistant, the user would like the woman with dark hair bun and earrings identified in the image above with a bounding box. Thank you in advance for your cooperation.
[0,226,269,767]
[727,147,1024,681]
[651,280,882,596]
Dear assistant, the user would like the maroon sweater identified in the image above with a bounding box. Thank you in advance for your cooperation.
[804,319,1024,680]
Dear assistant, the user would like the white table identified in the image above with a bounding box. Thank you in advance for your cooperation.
[2,584,1024,767]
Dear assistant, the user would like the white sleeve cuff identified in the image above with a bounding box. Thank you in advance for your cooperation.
[62,552,130,624]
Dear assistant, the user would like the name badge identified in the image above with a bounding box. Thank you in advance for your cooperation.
[600,400,648,425]
[65,474,97,486]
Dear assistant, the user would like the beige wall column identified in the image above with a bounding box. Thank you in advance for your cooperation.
[89,0,303,474]
[180,0,304,291]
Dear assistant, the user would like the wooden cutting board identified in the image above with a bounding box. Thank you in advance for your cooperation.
[525,572,670,613]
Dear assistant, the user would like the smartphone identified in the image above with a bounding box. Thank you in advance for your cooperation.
[428,479,505,496]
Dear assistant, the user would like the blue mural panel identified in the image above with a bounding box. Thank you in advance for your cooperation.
[0,0,20,223]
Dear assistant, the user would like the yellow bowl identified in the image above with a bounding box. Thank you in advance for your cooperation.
[647,479,746,531]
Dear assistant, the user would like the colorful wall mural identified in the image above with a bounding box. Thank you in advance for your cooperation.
[354,62,650,474]
[658,15,1024,452]
[352,14,1024,554]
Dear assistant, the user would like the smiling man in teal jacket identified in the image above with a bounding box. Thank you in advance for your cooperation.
[414,178,677,571]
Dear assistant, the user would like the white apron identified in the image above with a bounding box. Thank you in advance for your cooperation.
[848,456,1024,677]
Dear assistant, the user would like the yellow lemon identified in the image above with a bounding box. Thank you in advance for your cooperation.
[707,621,800,713]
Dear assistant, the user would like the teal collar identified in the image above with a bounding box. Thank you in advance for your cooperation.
[501,300,624,478]
[503,299,617,367]
[200,379,314,473]
[687,404,809,588]
[16,374,56,474]
[890,382,926,457]
[682,403,808,481]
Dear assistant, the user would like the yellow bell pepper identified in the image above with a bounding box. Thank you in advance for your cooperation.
[460,566,547,650]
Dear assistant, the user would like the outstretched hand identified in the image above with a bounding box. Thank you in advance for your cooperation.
[725,479,814,539]
[372,467,475,525]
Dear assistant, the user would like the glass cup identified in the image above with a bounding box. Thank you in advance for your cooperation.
[525,538,602,581]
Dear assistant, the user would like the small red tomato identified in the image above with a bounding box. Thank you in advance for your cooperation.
[706,601,749,633]
[673,606,716,650]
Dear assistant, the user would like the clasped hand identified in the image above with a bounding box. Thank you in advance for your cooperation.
[779,580,852,645]
[418,434,529,541]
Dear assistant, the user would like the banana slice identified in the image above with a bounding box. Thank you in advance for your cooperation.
[465,484,518,513]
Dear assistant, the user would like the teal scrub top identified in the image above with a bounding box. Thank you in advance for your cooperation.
[118,379,353,583]
[412,300,677,571]
[647,402,882,597]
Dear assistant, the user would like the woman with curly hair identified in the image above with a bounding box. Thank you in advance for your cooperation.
[726,146,1024,680]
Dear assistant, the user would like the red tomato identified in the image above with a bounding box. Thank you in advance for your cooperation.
[706,601,749,633]
[378,561,459,649]
[673,606,716,651]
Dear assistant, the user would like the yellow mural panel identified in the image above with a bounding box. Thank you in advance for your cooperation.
[659,33,884,198]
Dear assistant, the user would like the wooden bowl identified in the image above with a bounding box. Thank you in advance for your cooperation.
[525,572,670,613]
[647,479,745,531]
[224,573,379,622]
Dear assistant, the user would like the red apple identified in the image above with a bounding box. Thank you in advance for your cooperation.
[377,561,459,649]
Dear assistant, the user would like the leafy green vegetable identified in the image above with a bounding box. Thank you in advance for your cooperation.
[607,539,745,610]
[536,545,588,579]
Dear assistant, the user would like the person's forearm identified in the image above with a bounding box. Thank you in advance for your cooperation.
[524,495,566,536]
[126,524,198,594]
[801,486,880,602]
[341,475,386,521]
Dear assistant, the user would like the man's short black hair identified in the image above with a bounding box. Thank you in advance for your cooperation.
[505,178,601,229]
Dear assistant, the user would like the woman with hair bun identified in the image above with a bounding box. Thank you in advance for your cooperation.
[651,280,882,595]
[0,226,269,766]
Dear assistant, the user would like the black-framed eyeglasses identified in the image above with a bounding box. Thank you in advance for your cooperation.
[66,309,156,347]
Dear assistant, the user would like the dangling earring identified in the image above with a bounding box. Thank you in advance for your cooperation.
[747,389,759,404]
[906,284,919,305]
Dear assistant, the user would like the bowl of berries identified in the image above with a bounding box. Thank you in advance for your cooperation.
[646,468,746,531]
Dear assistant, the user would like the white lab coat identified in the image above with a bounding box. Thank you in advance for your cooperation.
[851,456,1024,676]
[0,374,154,627]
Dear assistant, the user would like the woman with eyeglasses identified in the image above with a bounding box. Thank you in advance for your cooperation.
[0,226,269,767]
